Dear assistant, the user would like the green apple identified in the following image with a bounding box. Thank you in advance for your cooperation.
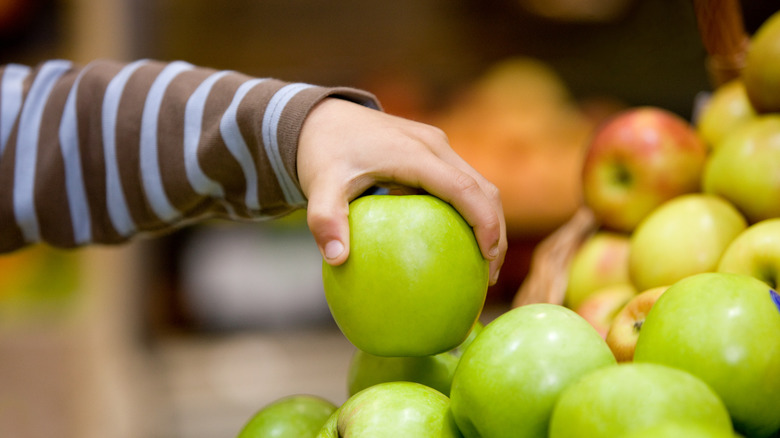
[347,322,483,397]
[622,421,739,438]
[236,395,337,438]
[322,195,489,357]
[702,115,780,224]
[549,362,733,438]
[564,231,631,310]
[743,10,780,113]
[581,106,707,232]
[450,303,616,438]
[574,283,636,339]
[696,79,757,150]
[317,381,462,437]
[634,272,780,437]
[628,194,747,291]
[605,286,668,362]
[718,218,780,289]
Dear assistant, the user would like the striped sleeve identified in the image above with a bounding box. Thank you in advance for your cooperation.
[0,59,380,252]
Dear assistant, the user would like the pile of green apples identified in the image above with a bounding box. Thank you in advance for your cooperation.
[233,11,780,438]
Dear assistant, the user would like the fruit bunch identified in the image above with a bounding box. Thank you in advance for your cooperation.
[233,12,780,438]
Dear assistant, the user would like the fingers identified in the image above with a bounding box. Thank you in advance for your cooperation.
[305,181,352,266]
[402,156,507,285]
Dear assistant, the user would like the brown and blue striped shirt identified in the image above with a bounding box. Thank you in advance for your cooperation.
[0,59,379,252]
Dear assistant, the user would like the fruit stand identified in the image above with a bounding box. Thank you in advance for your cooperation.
[1,1,779,437]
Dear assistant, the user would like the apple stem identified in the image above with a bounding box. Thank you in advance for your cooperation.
[632,320,643,333]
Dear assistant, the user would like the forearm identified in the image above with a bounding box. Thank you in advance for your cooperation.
[0,59,379,252]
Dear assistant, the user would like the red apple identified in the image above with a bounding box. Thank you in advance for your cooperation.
[582,107,707,232]
[575,283,637,339]
[605,286,668,362]
[564,231,632,311]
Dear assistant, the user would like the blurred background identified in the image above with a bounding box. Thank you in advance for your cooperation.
[0,0,777,437]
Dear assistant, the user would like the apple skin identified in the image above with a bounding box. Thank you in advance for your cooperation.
[718,218,780,290]
[628,194,747,291]
[450,303,616,438]
[605,286,668,362]
[564,231,631,310]
[702,115,780,224]
[347,322,482,397]
[634,272,780,437]
[581,106,707,232]
[317,381,463,438]
[548,362,733,438]
[236,395,337,438]
[621,421,739,438]
[743,10,780,113]
[696,79,757,149]
[322,195,489,357]
[574,283,636,339]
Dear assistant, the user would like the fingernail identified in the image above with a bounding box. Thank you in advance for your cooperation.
[324,240,344,260]
[488,243,499,259]
[491,269,501,285]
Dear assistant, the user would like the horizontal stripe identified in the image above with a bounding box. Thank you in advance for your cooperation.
[59,66,92,244]
[14,60,72,243]
[140,60,193,222]
[1,64,31,154]
[220,77,266,211]
[263,83,311,206]
[102,59,147,236]
[184,69,230,198]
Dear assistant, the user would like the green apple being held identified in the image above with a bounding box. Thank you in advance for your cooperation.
[236,395,337,438]
[702,115,780,224]
[628,194,747,291]
[450,303,616,438]
[743,10,780,113]
[347,322,482,397]
[635,272,780,437]
[322,195,488,357]
[317,381,462,438]
[582,107,707,232]
[718,218,780,290]
[549,362,733,438]
[564,231,631,310]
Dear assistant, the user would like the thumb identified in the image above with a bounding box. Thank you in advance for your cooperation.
[305,186,351,266]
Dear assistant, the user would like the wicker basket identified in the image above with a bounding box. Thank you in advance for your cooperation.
[511,0,750,308]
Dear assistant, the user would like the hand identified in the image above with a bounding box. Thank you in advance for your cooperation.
[298,98,507,285]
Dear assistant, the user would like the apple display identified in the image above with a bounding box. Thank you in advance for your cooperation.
[743,10,780,113]
[702,115,780,224]
[322,195,489,357]
[548,362,733,438]
[236,394,337,438]
[450,303,616,438]
[696,79,757,149]
[718,218,780,290]
[574,283,636,338]
[346,322,483,397]
[628,194,747,291]
[634,272,780,437]
[317,381,462,437]
[581,107,707,232]
[564,231,632,310]
[605,286,668,362]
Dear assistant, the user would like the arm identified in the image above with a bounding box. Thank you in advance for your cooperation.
[0,59,376,251]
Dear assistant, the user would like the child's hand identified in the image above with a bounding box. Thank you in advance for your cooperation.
[298,98,506,285]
